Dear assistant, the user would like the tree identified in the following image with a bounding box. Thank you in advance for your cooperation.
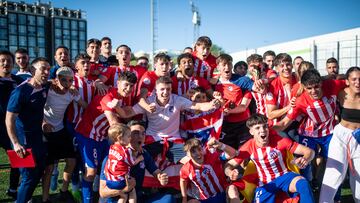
[211,44,225,57]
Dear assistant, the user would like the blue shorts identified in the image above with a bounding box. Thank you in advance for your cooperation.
[106,179,126,190]
[254,172,300,203]
[298,134,332,158]
[200,192,226,203]
[75,132,109,169]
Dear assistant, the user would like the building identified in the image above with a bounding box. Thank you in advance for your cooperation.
[0,0,87,64]
[230,27,360,75]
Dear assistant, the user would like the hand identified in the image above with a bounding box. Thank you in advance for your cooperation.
[145,103,156,113]
[157,172,169,186]
[95,82,109,96]
[176,71,185,81]
[124,176,136,192]
[181,198,187,203]
[137,155,144,162]
[254,79,266,94]
[106,99,120,109]
[69,86,79,96]
[210,99,221,109]
[212,91,222,100]
[13,143,26,158]
[292,157,309,169]
[207,137,222,149]
[290,97,296,108]
[42,122,54,133]
[229,169,239,181]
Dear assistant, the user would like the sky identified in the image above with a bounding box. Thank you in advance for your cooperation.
[19,0,360,53]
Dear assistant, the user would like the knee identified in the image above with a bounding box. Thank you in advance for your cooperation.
[294,177,311,193]
[83,168,96,182]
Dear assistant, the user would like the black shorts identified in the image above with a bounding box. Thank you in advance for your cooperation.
[220,120,251,149]
[44,128,76,165]
[143,141,186,164]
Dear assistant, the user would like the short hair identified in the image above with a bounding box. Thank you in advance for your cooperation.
[274,53,292,67]
[293,56,303,64]
[0,50,14,61]
[74,53,91,63]
[108,123,130,143]
[156,76,172,86]
[127,120,146,129]
[345,66,360,79]
[301,69,321,86]
[184,138,202,152]
[136,56,149,62]
[101,37,111,43]
[216,54,233,65]
[55,45,69,53]
[195,36,212,47]
[234,61,248,71]
[15,48,28,55]
[192,86,206,94]
[107,55,119,66]
[118,71,137,84]
[177,53,194,65]
[326,57,338,64]
[154,52,171,63]
[246,54,263,64]
[116,44,131,52]
[87,38,101,47]
[31,57,49,67]
[183,47,193,51]
[263,50,276,59]
[246,113,268,128]
[56,66,74,78]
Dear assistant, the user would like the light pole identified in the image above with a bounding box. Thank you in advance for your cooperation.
[190,0,201,43]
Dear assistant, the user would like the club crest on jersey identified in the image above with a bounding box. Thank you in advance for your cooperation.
[269,150,278,159]
[227,86,233,91]
[143,78,151,85]
[201,64,208,71]
[169,106,175,113]
[202,167,210,175]
[266,92,273,101]
[189,80,199,89]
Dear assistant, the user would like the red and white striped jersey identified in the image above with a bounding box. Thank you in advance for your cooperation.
[251,92,267,115]
[66,74,96,124]
[266,76,297,125]
[180,149,227,200]
[137,71,159,97]
[234,131,298,186]
[75,88,133,141]
[171,75,211,97]
[287,79,346,138]
[192,52,217,81]
[104,144,135,181]
[102,65,146,100]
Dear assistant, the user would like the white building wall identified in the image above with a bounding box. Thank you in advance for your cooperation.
[230,28,360,75]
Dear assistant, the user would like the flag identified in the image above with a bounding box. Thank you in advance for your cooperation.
[181,108,224,144]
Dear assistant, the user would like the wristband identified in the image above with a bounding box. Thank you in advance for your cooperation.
[220,143,226,150]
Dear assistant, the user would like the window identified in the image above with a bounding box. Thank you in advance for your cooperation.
[0,40,8,50]
[71,40,78,49]
[71,49,78,60]
[0,17,7,28]
[28,37,36,47]
[39,48,45,57]
[19,36,27,46]
[54,18,61,28]
[71,20,78,30]
[38,37,45,47]
[28,47,36,57]
[9,46,18,53]
[63,30,70,39]
[37,27,45,37]
[9,13,17,24]
[55,28,62,38]
[27,15,36,25]
[79,21,86,30]
[79,31,86,40]
[0,29,7,40]
[79,40,86,50]
[63,19,70,29]
[55,39,62,48]
[37,16,45,26]
[28,26,36,36]
[18,14,26,25]
[9,35,17,46]
[63,39,70,48]
[9,24,17,34]
[18,25,26,35]
[71,30,78,38]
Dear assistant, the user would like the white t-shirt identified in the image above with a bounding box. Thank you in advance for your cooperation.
[133,94,193,141]
[44,89,81,132]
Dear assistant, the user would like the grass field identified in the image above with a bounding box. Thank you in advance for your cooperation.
[0,148,356,203]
